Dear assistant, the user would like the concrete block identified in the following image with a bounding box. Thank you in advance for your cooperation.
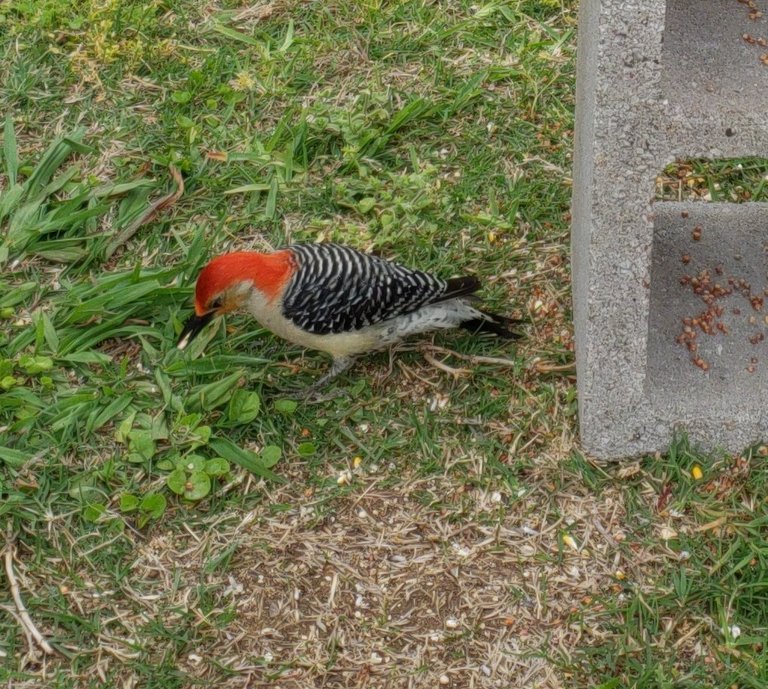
[571,0,768,458]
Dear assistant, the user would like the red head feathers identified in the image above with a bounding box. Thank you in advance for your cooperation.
[193,250,294,315]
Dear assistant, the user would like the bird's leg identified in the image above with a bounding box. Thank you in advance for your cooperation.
[280,356,356,401]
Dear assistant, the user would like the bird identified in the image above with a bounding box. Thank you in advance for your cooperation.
[177,243,520,395]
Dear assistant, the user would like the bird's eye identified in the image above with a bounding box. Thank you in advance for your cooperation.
[210,297,223,310]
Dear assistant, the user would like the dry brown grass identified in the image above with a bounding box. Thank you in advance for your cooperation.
[5,441,664,689]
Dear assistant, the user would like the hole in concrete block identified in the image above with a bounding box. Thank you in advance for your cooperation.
[661,0,768,112]
[656,158,768,203]
[646,201,768,411]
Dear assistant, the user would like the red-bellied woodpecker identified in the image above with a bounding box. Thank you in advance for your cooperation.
[178,243,519,394]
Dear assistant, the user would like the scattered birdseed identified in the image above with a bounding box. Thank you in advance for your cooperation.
[676,225,768,372]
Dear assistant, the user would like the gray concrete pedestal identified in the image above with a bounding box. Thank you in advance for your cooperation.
[571,0,768,458]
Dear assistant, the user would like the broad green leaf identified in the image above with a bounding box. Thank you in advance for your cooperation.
[177,454,206,472]
[0,446,31,467]
[82,504,106,523]
[128,430,155,461]
[274,399,297,414]
[140,493,167,519]
[204,458,229,477]
[0,376,18,390]
[182,471,211,501]
[297,442,316,457]
[166,469,188,495]
[120,494,140,512]
[150,414,169,441]
[189,425,211,448]
[174,412,204,431]
[227,389,261,423]
[357,197,376,214]
[259,445,282,468]
[68,471,102,497]
[18,355,54,375]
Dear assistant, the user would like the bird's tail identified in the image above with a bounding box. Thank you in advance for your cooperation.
[460,310,522,339]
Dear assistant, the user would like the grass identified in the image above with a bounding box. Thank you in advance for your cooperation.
[1,1,767,687]
[656,158,768,203]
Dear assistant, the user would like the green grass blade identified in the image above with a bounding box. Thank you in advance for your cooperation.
[210,24,262,47]
[87,394,134,433]
[265,175,278,218]
[209,437,284,482]
[3,115,18,186]
[0,184,26,225]
[223,183,272,194]
[279,19,294,52]
[23,127,86,196]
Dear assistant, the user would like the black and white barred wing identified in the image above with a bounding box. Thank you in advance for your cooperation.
[281,244,478,335]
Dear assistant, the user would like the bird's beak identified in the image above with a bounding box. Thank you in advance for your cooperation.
[177,311,216,350]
